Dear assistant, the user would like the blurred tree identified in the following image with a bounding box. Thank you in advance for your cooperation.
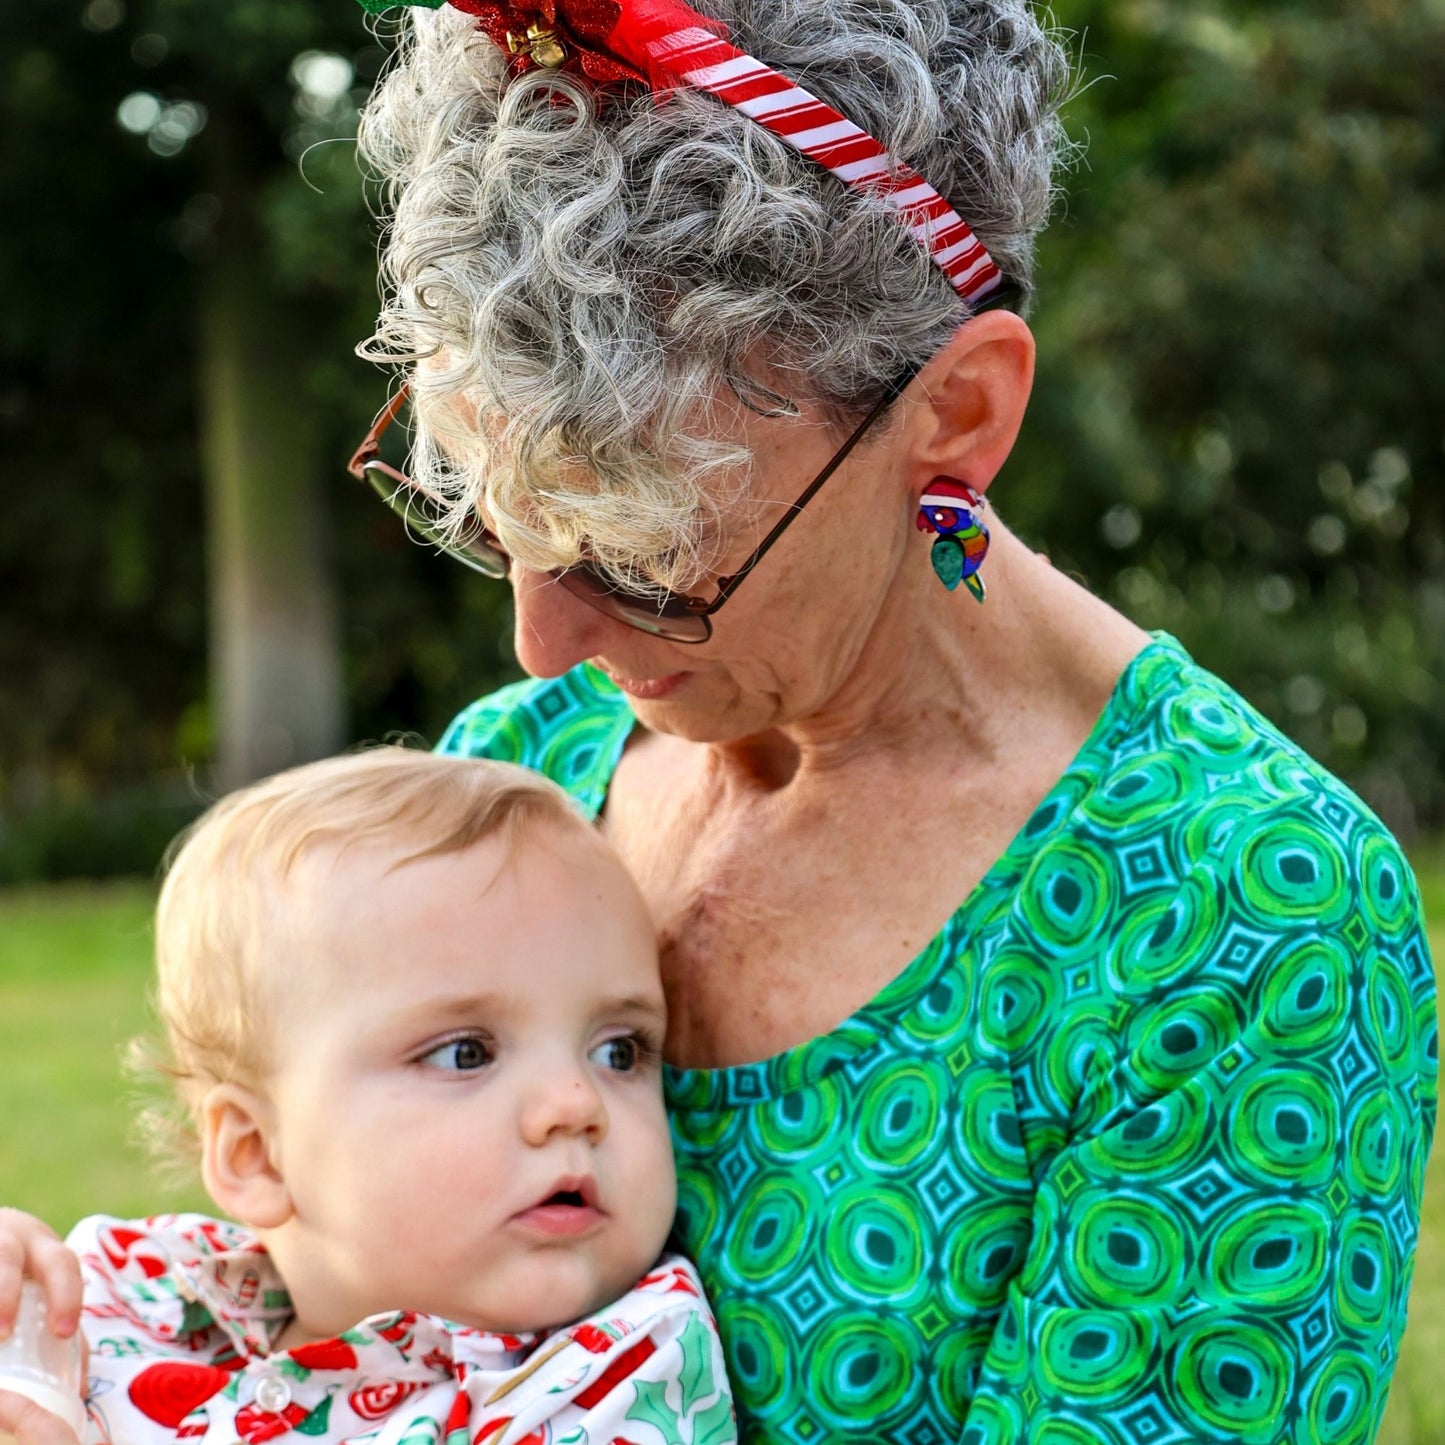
[0,0,514,877]
[1014,0,1445,840]
[200,83,344,789]
[117,0,363,787]
[0,1,210,863]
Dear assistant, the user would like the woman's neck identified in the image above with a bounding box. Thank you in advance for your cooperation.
[702,529,1149,797]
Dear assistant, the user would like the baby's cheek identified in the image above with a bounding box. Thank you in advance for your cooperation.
[630,1105,679,1248]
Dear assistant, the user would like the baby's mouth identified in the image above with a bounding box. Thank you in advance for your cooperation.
[511,1176,605,1234]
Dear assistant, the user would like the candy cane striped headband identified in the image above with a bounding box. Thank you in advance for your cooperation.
[359,0,1013,307]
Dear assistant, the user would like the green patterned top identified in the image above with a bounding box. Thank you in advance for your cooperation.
[437,634,1438,1445]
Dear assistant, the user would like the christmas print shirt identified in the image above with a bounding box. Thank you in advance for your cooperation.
[68,1214,734,1445]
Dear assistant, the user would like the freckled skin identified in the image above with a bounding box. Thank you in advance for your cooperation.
[503,320,1150,1068]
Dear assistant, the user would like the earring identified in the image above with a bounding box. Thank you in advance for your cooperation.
[916,478,990,602]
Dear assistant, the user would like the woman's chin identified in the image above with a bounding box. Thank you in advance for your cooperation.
[629,691,798,753]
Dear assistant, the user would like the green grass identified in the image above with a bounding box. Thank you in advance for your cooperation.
[1,872,1443,1440]
[0,881,209,1223]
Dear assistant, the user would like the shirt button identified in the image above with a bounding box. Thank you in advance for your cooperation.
[253,1374,293,1414]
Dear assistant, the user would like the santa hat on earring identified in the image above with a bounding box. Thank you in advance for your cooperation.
[916,478,990,602]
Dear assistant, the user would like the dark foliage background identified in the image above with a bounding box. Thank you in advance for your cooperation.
[1012,0,1445,840]
[1,0,1441,879]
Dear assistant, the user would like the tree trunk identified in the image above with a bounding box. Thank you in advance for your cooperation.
[199,96,344,791]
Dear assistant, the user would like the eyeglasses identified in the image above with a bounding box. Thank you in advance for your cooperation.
[347,370,919,644]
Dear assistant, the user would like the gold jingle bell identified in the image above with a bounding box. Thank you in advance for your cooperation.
[506,22,567,68]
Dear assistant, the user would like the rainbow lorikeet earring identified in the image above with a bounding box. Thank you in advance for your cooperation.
[916,478,991,602]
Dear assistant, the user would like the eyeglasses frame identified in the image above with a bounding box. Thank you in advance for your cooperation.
[346,285,1020,642]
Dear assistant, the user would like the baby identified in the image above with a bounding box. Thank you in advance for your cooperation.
[0,750,733,1445]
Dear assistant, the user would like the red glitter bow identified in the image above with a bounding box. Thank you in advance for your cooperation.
[440,0,728,89]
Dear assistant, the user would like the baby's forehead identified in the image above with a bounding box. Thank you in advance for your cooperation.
[272,819,661,1018]
[281,813,640,944]
[283,801,600,881]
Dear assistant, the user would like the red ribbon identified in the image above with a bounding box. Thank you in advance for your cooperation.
[442,0,728,89]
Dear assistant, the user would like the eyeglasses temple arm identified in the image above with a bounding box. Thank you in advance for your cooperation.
[704,368,918,609]
[347,384,411,480]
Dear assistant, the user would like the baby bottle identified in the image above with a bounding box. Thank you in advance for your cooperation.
[0,1282,85,1445]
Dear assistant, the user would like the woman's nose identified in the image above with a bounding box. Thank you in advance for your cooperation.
[519,1066,609,1147]
[509,567,619,678]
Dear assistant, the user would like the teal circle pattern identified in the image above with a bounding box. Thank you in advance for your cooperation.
[720,1173,822,1290]
[1300,1352,1378,1445]
[806,1312,921,1427]
[822,1185,930,1310]
[846,1062,946,1175]
[1221,1062,1340,1189]
[439,636,1438,1443]
[1035,1309,1156,1402]
[1063,1189,1189,1308]
[1169,1316,1294,1440]
[1257,938,1353,1053]
[748,1074,844,1162]
[1201,1198,1332,1307]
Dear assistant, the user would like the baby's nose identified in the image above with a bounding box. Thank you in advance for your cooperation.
[520,1066,608,1146]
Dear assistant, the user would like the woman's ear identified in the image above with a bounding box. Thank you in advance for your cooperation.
[200,1084,293,1230]
[906,309,1036,495]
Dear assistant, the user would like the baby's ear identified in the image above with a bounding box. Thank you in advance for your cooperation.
[200,1085,293,1230]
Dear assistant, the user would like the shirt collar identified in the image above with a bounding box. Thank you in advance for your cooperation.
[124,1217,537,1376]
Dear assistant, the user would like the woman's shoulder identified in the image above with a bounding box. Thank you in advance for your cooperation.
[1102,634,1404,862]
[1036,633,1432,981]
[435,664,634,814]
[1086,630,1427,959]
[986,637,1435,1172]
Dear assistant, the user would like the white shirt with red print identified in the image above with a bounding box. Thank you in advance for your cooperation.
[68,1215,734,1445]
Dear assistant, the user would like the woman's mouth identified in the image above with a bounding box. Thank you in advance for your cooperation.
[595,667,690,701]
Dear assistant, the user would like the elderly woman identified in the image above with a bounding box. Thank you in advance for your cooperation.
[0,0,1433,1442]
[335,2,1439,1440]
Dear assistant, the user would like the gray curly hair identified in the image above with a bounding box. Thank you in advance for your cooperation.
[358,0,1073,594]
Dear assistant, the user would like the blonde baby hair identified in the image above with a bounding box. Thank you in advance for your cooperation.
[138,747,589,1166]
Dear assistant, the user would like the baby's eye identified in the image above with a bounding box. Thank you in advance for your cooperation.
[589,1036,641,1073]
[419,1035,493,1072]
